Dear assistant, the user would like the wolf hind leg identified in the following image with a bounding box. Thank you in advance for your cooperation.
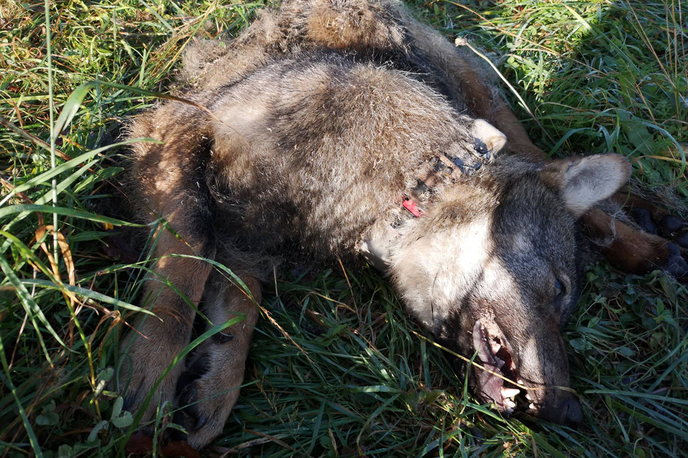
[614,186,688,245]
[174,273,261,449]
[583,207,688,279]
[604,188,688,278]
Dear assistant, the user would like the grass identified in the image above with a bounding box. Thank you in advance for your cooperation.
[1,0,687,456]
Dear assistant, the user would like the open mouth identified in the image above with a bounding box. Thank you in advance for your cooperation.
[472,320,536,414]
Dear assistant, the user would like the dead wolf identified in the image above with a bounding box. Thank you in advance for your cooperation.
[118,0,688,449]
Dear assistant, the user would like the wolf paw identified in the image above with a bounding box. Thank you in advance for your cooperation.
[119,326,188,426]
[629,207,688,280]
[663,243,688,279]
[658,214,688,248]
[631,208,688,244]
[172,344,247,449]
[120,361,182,425]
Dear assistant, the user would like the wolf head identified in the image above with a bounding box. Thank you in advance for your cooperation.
[387,153,630,426]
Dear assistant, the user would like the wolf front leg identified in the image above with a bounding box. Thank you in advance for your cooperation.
[118,206,216,425]
[173,273,261,449]
[118,100,217,427]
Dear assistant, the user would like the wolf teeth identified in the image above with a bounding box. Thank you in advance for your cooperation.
[504,399,516,409]
[528,403,536,411]
[525,393,532,400]
[501,388,520,398]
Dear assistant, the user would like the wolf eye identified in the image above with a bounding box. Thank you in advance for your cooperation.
[555,278,565,298]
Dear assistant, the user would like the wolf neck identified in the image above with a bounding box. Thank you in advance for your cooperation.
[359,156,501,273]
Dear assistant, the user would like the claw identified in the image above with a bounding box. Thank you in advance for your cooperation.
[178,380,198,407]
[194,414,209,431]
[168,422,189,443]
[173,382,202,437]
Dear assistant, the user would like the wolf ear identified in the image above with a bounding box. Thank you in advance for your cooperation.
[541,154,631,216]
[472,119,507,154]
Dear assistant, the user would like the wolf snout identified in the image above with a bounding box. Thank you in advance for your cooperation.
[561,396,583,427]
[537,393,583,428]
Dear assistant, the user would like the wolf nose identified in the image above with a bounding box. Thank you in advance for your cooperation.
[562,397,583,427]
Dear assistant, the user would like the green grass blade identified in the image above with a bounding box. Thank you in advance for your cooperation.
[0,333,44,458]
[0,138,157,206]
[20,279,156,315]
[52,82,99,143]
[0,204,142,227]
[0,251,63,360]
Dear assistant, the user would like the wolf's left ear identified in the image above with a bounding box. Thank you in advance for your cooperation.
[541,154,631,216]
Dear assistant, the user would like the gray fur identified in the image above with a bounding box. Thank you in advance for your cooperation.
[122,0,632,448]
